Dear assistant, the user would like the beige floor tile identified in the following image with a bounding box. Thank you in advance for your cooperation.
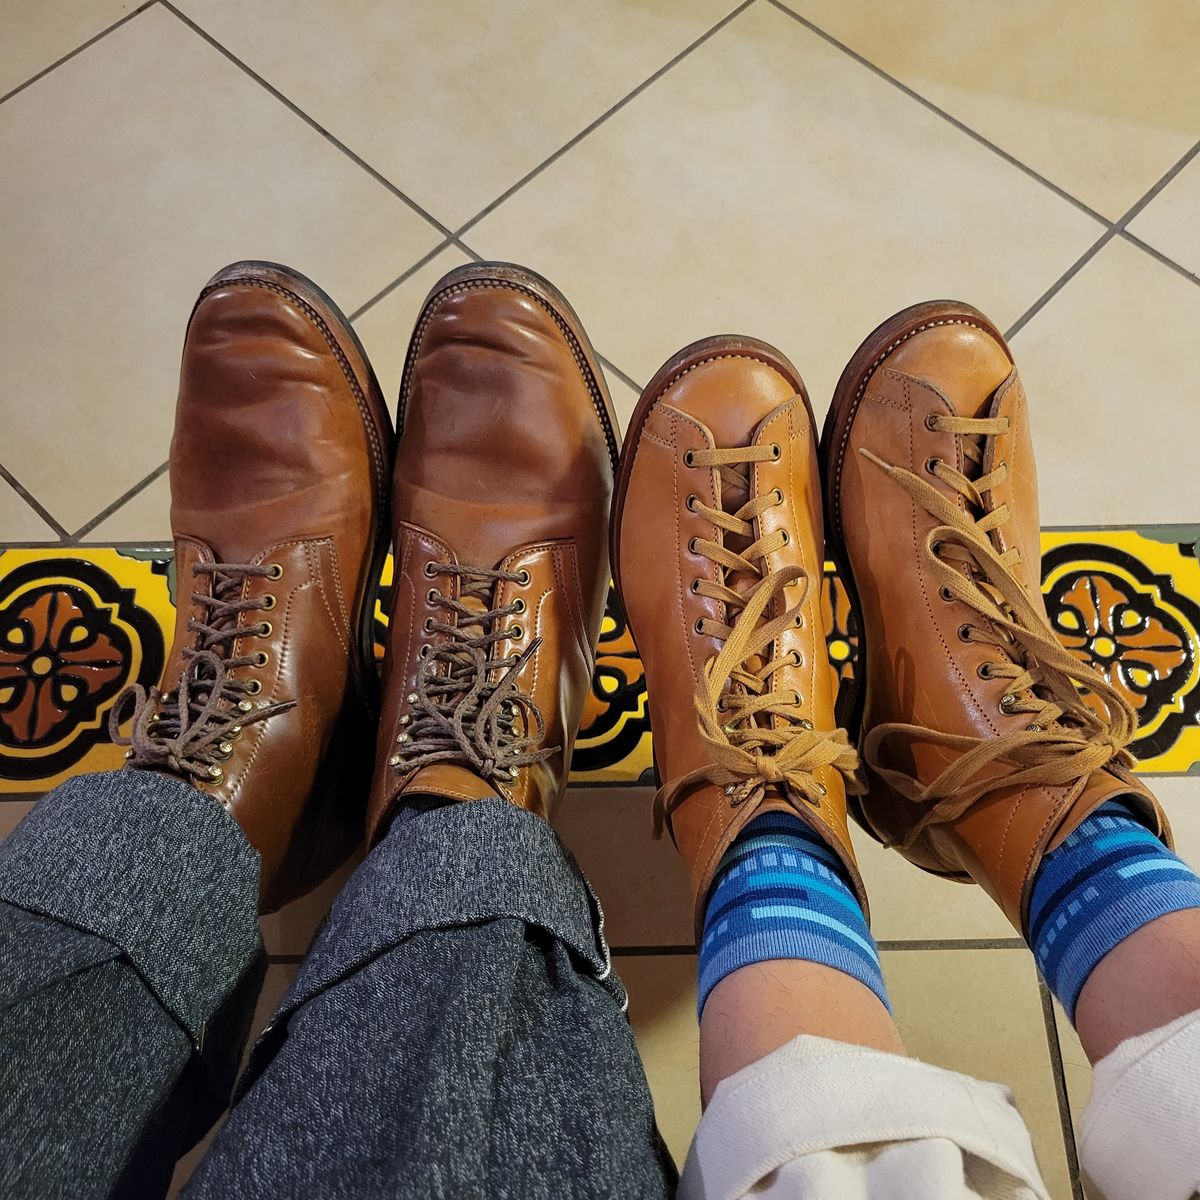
[0,479,56,542]
[851,823,1015,942]
[791,0,1200,220]
[468,2,1102,415]
[1,0,135,97]
[1011,238,1200,526]
[0,5,440,534]
[620,952,701,1169]
[884,947,1072,1199]
[557,786,693,949]
[0,799,34,839]
[174,0,734,228]
[1128,154,1200,278]
[87,472,171,543]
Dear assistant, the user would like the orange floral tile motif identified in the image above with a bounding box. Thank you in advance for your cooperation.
[1,529,1197,792]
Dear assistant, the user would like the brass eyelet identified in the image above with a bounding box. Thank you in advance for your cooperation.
[206,765,223,783]
[694,618,705,635]
[790,650,803,666]
[999,693,1018,714]
[957,624,973,642]
[925,413,940,431]
[512,598,526,614]
[690,578,701,594]
[509,624,524,640]
[260,593,277,611]
[790,690,803,705]
[244,679,263,695]
[769,443,781,460]
[427,588,439,604]
[779,529,790,546]
[798,718,814,730]
[926,457,941,475]
[683,450,696,467]
[770,487,784,504]
[251,650,270,668]
[686,494,700,512]
[688,536,700,554]
[977,663,993,680]
[424,561,439,577]
[516,569,531,585]
[265,563,284,580]
[257,621,273,638]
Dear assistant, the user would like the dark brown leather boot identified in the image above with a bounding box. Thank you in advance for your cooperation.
[612,336,866,940]
[822,299,1170,933]
[113,261,393,912]
[365,263,617,842]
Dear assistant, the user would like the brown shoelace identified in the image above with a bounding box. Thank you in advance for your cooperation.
[860,415,1137,848]
[110,562,293,785]
[654,444,859,835]
[389,563,557,787]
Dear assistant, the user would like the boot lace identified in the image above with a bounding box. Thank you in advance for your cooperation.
[389,563,557,787]
[110,562,294,785]
[860,415,1137,848]
[654,444,860,836]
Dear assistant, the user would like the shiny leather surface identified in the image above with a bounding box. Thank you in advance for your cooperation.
[828,307,1167,932]
[156,262,391,911]
[615,346,866,939]
[366,265,616,840]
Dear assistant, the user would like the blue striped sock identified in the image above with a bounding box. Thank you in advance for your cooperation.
[696,812,889,1017]
[1030,799,1200,1021]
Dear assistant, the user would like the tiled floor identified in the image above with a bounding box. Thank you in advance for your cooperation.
[3,3,1199,1197]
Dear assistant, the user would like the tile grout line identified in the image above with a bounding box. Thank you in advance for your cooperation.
[68,460,171,543]
[766,0,1111,228]
[451,0,760,241]
[0,0,161,107]
[1006,137,1200,340]
[1121,229,1200,287]
[0,461,70,540]
[158,0,457,241]
[1038,979,1085,1200]
[347,236,459,322]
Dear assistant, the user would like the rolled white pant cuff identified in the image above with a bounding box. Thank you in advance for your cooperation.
[681,1034,1050,1200]
[1080,1008,1200,1200]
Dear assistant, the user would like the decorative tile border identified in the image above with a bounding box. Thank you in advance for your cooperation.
[2,529,1197,793]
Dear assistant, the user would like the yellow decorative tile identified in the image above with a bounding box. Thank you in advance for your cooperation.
[0,5,441,532]
[1,0,136,97]
[1012,239,1200,526]
[1128,154,1200,279]
[173,0,735,227]
[468,1,1102,410]
[790,0,1200,219]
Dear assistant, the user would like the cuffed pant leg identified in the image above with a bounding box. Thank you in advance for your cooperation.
[0,771,265,1200]
[187,799,676,1200]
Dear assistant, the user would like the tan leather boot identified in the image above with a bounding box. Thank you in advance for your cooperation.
[612,337,865,940]
[822,300,1170,934]
[365,263,617,841]
[113,261,393,912]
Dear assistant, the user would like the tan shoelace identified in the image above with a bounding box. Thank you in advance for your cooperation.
[654,444,859,836]
[389,563,557,787]
[860,416,1137,848]
[110,562,293,785]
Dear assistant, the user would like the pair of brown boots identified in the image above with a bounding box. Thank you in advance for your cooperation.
[120,261,1167,935]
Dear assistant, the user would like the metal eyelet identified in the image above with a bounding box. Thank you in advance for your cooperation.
[770,487,784,504]
[686,494,700,511]
[423,617,435,633]
[683,450,696,467]
[418,644,431,659]
[257,621,273,638]
[424,562,438,577]
[251,650,270,667]
[688,536,700,554]
[427,588,439,604]
[939,586,954,601]
[999,693,1019,714]
[260,593,277,611]
[957,624,973,642]
[245,679,262,695]
[690,578,701,594]
[265,563,284,580]
[516,569,531,585]
[206,765,223,782]
[694,618,705,635]
[925,413,940,431]
[769,443,781,460]
[798,718,814,730]
[509,624,524,640]
[790,690,803,705]
[977,663,993,680]
[926,457,941,475]
[512,598,526,614]
[779,529,790,546]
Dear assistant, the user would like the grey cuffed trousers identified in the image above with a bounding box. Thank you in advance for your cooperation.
[0,772,676,1199]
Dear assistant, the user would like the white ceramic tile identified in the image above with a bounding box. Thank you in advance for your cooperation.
[174,0,735,226]
[1128,154,1200,279]
[0,478,56,542]
[87,472,171,543]
[792,0,1200,219]
[884,947,1073,1200]
[1011,238,1200,526]
[0,5,441,533]
[1,0,136,97]
[469,2,1103,416]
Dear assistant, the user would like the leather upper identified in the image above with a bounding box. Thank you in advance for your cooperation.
[152,264,389,911]
[832,313,1167,932]
[615,349,865,939]
[366,268,615,840]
